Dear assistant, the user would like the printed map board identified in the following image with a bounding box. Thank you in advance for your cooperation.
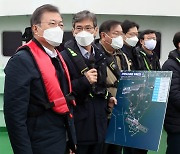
[105,71,172,151]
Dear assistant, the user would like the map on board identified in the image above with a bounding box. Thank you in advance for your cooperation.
[105,71,172,151]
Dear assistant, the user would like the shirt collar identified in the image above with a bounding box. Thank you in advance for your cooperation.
[43,46,57,58]
[77,44,95,59]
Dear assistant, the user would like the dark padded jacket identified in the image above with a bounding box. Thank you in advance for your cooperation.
[121,44,137,70]
[134,46,161,71]
[162,49,180,133]
[61,39,110,144]
[4,39,76,154]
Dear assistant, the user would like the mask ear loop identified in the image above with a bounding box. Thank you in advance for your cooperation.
[101,33,118,52]
[104,33,112,39]
[103,33,113,46]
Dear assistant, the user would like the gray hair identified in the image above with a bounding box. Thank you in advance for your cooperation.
[72,10,97,28]
[31,4,60,27]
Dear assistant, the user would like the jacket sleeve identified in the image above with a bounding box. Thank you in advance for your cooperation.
[162,60,180,110]
[71,76,91,95]
[4,52,33,154]
[61,51,91,96]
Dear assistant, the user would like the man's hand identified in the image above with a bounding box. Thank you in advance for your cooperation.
[84,68,97,84]
[69,145,77,154]
[108,97,117,108]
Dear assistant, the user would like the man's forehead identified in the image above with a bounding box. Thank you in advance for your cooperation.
[41,12,62,21]
[144,33,156,37]
[128,27,138,33]
[110,25,122,32]
[75,19,94,26]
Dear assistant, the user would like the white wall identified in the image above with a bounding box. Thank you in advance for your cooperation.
[0,14,180,67]
[0,0,180,17]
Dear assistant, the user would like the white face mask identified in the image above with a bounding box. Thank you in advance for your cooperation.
[43,26,64,47]
[144,39,157,50]
[110,36,124,49]
[105,33,124,50]
[125,36,139,47]
[75,31,94,46]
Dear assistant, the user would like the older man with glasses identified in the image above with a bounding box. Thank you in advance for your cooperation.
[61,10,117,154]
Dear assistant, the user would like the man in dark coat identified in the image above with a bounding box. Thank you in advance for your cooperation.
[162,32,180,154]
[123,30,161,154]
[134,29,161,71]
[94,20,130,154]
[61,10,116,154]
[121,20,139,70]
[4,4,76,154]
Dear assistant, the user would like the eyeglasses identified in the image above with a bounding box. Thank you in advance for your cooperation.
[74,26,94,32]
[40,20,64,28]
[126,32,138,37]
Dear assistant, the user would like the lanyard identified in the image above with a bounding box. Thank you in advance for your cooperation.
[140,51,151,71]
[143,57,151,71]
[176,57,180,63]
